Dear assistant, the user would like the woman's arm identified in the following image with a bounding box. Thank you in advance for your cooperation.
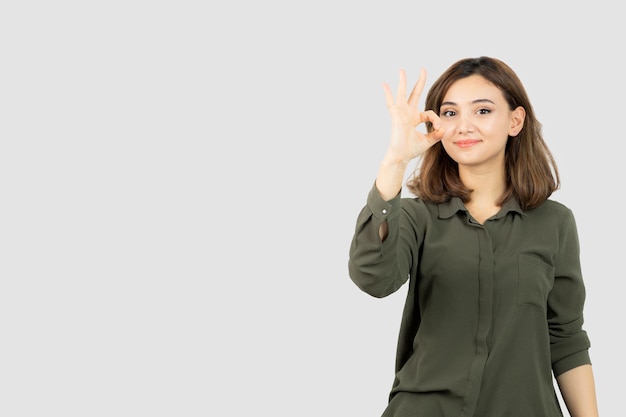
[555,364,599,417]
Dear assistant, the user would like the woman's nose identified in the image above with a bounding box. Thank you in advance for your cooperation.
[456,113,474,134]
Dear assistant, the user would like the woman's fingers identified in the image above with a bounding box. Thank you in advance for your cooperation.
[382,68,428,113]
[382,69,433,139]
[414,110,443,148]
[407,68,426,108]
[396,69,407,103]
[380,70,443,159]
[420,109,440,131]
[382,82,395,109]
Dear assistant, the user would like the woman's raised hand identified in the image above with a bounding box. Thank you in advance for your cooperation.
[382,68,443,164]
[375,69,443,201]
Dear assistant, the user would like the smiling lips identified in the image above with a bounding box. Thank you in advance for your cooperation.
[454,139,482,148]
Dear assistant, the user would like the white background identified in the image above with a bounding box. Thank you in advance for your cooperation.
[1,1,621,416]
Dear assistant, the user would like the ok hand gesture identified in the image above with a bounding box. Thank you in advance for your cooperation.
[375,69,444,200]
[382,68,443,164]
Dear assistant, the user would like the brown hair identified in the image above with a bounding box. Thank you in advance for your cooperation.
[407,56,560,211]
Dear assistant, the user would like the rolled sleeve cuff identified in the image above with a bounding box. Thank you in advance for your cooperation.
[552,349,591,377]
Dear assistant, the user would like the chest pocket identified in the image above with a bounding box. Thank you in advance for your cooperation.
[517,254,554,312]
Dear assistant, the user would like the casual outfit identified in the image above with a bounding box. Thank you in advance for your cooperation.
[348,183,592,417]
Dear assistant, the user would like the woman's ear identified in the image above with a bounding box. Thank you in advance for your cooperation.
[509,106,526,136]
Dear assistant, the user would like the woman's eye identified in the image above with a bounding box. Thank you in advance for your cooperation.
[477,108,491,115]
[441,110,455,117]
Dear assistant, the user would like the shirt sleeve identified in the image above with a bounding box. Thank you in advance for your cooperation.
[347,182,414,298]
[548,208,592,376]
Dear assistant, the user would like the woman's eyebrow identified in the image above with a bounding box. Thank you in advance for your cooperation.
[441,98,496,107]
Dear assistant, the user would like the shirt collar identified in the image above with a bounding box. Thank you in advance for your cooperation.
[438,196,525,220]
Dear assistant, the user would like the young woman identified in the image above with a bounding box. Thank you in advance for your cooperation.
[348,57,599,417]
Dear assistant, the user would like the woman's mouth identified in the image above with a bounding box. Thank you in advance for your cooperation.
[454,139,482,148]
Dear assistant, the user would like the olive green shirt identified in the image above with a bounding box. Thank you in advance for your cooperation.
[348,183,592,417]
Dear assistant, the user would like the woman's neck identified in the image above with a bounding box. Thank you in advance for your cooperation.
[459,165,507,224]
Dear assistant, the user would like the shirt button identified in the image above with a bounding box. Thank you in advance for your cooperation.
[382,209,388,214]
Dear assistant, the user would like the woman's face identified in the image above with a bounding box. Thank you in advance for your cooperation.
[438,74,524,171]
